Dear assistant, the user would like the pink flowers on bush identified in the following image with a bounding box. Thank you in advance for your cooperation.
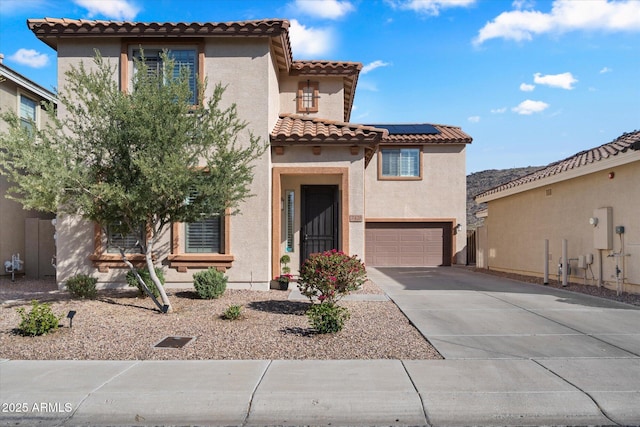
[297,249,367,305]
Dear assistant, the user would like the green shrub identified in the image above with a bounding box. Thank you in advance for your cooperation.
[16,300,63,336]
[306,303,350,334]
[126,267,165,298]
[222,304,242,320]
[65,274,98,299]
[298,249,366,305]
[193,268,227,299]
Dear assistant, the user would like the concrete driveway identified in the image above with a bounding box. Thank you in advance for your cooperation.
[369,266,640,360]
[368,267,640,425]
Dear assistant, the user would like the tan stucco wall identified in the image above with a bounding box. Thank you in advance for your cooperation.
[365,144,468,264]
[482,160,640,293]
[53,38,275,289]
[0,76,55,278]
[279,76,344,121]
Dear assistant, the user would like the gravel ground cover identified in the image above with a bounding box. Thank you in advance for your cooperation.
[0,277,441,360]
[474,268,640,306]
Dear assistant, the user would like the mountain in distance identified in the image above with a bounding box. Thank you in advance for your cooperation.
[467,166,542,229]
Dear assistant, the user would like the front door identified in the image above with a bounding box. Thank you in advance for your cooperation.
[301,185,339,264]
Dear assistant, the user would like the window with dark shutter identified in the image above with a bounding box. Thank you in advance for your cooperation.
[186,217,221,253]
[106,223,144,254]
[133,48,197,104]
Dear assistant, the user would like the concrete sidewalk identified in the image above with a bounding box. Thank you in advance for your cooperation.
[2,267,639,426]
[0,358,631,426]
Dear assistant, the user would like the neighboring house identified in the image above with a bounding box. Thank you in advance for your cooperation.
[0,56,57,279]
[475,131,640,295]
[27,18,471,289]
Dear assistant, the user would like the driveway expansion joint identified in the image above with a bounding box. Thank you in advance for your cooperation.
[241,360,272,427]
[531,358,622,426]
[400,360,431,427]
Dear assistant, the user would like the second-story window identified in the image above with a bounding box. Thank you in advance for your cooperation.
[379,147,422,179]
[19,95,37,133]
[297,80,319,113]
[134,48,197,104]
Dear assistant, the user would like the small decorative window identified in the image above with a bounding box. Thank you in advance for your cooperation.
[380,147,421,178]
[285,190,295,252]
[133,48,197,104]
[19,95,37,133]
[297,80,319,113]
[106,223,144,254]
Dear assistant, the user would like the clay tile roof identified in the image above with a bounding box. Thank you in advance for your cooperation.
[27,18,291,51]
[290,60,362,76]
[27,18,289,37]
[370,123,472,144]
[271,114,388,145]
[476,130,640,199]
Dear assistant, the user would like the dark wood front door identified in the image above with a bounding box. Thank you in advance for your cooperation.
[301,185,339,264]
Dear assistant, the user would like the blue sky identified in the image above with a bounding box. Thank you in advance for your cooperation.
[1,0,639,173]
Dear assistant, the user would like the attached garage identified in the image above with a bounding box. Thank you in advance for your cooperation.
[365,222,452,267]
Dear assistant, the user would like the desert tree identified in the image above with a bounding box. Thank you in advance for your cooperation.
[0,51,266,312]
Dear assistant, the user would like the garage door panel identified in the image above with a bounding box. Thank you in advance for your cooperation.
[366,222,450,267]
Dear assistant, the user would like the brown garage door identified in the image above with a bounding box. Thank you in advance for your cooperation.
[365,222,451,267]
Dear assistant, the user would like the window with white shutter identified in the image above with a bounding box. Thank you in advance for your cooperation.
[379,147,422,179]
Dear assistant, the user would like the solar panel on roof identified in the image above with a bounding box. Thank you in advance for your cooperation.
[366,124,440,135]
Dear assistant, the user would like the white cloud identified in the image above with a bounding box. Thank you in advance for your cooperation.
[292,0,355,19]
[74,0,139,21]
[468,116,481,123]
[388,0,476,16]
[520,82,535,91]
[491,107,507,114]
[512,99,549,115]
[289,19,334,57]
[599,66,613,74]
[9,48,49,68]
[361,60,391,75]
[474,0,640,45]
[512,0,535,10]
[534,72,577,89]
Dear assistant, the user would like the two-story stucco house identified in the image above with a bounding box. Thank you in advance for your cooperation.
[0,56,57,280]
[27,18,471,289]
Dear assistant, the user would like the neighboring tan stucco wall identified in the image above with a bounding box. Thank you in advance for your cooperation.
[365,144,468,264]
[482,160,640,294]
[53,38,274,289]
[0,75,55,278]
[279,76,344,121]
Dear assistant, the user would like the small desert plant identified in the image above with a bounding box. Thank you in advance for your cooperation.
[222,304,243,320]
[65,274,98,299]
[306,303,350,334]
[126,267,165,298]
[298,249,366,305]
[193,267,227,299]
[280,254,291,274]
[16,300,63,336]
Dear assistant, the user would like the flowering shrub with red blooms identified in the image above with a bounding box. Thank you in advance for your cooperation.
[297,249,367,305]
